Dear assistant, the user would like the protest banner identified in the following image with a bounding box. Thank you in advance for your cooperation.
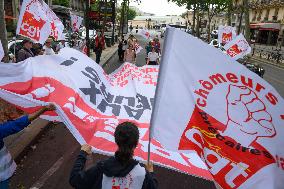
[218,26,237,45]
[134,43,143,54]
[43,2,64,41]
[151,28,284,189]
[70,13,83,32]
[16,0,51,44]
[138,29,151,39]
[224,34,252,60]
[0,48,212,180]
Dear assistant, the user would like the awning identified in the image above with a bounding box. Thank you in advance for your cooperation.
[250,23,281,31]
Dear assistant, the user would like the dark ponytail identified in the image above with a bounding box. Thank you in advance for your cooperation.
[114,122,139,165]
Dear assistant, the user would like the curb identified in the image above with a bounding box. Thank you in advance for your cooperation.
[250,56,284,69]
[4,118,50,160]
[101,44,118,68]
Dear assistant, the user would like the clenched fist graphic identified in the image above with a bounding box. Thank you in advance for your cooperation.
[223,85,276,147]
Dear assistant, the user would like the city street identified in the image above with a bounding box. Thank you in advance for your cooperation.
[9,33,284,189]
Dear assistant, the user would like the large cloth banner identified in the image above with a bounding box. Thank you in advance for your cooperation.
[152,28,284,189]
[16,0,51,44]
[224,34,252,60]
[0,48,212,180]
[218,26,236,45]
[70,13,83,32]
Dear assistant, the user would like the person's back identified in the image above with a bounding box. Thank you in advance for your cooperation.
[16,39,34,63]
[69,122,158,189]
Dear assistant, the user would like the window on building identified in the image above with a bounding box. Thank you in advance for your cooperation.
[252,11,257,21]
[264,9,269,21]
[257,10,262,21]
[273,8,279,21]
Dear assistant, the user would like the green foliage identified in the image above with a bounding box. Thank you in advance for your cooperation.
[52,0,70,7]
[127,8,137,20]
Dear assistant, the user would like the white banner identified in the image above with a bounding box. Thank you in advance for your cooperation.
[16,0,51,44]
[138,29,151,39]
[218,26,237,45]
[224,34,252,60]
[43,1,64,41]
[70,13,83,32]
[152,28,284,189]
[0,41,4,61]
[134,42,143,54]
[0,48,212,180]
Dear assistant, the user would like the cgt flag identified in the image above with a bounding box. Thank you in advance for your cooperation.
[218,25,236,45]
[0,48,212,180]
[134,42,143,54]
[16,0,51,44]
[70,13,83,32]
[151,28,284,189]
[224,34,252,60]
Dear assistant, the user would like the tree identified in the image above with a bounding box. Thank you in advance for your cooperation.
[0,0,8,61]
[243,0,250,42]
[127,7,137,20]
[52,0,70,7]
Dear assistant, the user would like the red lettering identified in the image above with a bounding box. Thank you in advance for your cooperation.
[226,73,239,83]
[265,92,278,105]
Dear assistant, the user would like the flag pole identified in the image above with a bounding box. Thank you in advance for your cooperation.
[147,27,172,165]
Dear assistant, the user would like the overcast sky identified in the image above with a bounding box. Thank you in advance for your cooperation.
[128,0,187,16]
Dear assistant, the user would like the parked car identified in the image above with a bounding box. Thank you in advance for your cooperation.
[209,39,221,48]
[238,58,265,78]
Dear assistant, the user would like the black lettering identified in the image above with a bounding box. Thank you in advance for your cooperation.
[262,151,273,159]
[114,96,135,107]
[82,66,101,84]
[241,146,249,152]
[236,143,241,150]
[208,127,217,134]
[250,149,261,155]
[216,134,225,141]
[225,141,235,148]
[80,80,101,105]
[97,99,121,116]
[60,57,78,66]
[100,83,114,103]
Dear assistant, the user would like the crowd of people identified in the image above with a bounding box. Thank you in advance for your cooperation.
[118,34,161,65]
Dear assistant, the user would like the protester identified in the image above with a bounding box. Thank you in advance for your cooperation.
[94,31,105,64]
[152,37,161,54]
[147,47,159,65]
[118,36,127,62]
[16,38,34,63]
[69,122,158,189]
[129,24,133,33]
[124,44,136,64]
[56,39,67,52]
[32,43,44,56]
[0,104,56,188]
[43,38,55,55]
[136,25,139,33]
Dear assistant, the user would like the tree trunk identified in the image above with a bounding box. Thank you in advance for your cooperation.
[0,0,8,57]
[243,0,250,42]
[227,0,232,26]
[207,9,211,42]
[103,0,107,32]
[196,5,200,38]
[237,10,243,35]
[120,1,125,35]
[192,4,196,35]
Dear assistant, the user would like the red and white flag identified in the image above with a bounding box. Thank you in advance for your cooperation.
[0,48,212,180]
[43,2,64,41]
[218,26,236,45]
[70,13,83,32]
[138,29,150,39]
[16,0,51,44]
[224,34,252,60]
[152,28,284,189]
[134,42,143,54]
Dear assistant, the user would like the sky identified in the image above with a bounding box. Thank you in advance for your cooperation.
[128,0,187,16]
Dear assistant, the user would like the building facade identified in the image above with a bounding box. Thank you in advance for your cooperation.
[233,0,284,45]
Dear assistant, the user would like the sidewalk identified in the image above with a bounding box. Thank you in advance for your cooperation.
[90,43,118,67]
[4,43,119,161]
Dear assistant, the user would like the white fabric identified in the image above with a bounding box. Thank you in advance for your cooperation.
[223,34,252,60]
[0,41,4,61]
[16,0,51,44]
[43,46,55,55]
[102,164,146,189]
[70,13,83,32]
[152,28,284,189]
[0,146,17,182]
[147,52,159,61]
[218,26,237,45]
[0,48,211,179]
